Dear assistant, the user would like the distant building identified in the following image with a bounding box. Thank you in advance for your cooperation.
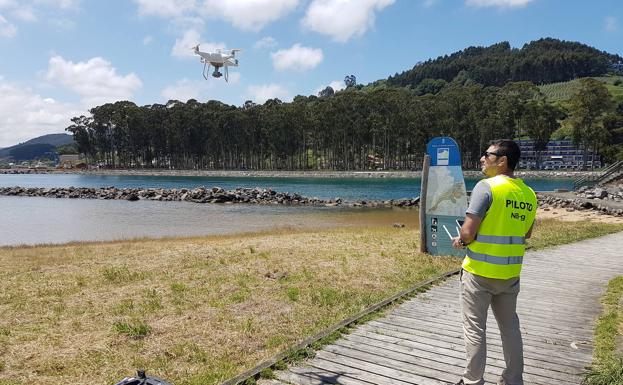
[610,62,623,74]
[58,154,86,168]
[517,139,601,170]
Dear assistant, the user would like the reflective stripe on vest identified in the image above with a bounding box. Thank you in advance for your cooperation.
[466,249,523,265]
[475,235,525,245]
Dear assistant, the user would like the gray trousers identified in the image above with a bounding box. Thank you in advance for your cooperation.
[460,269,523,385]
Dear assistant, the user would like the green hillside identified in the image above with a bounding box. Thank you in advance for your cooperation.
[0,133,74,160]
[539,76,623,103]
[387,38,622,90]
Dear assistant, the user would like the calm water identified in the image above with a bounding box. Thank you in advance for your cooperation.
[0,196,347,246]
[0,174,573,246]
[0,174,573,200]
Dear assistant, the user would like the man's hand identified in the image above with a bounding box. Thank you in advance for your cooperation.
[452,236,464,249]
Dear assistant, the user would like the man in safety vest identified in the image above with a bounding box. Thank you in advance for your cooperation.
[452,139,537,385]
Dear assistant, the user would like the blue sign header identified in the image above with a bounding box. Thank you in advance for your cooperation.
[426,136,461,167]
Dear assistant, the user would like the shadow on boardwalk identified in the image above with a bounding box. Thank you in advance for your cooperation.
[267,231,623,385]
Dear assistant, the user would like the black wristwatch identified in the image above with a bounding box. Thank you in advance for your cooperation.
[458,239,468,247]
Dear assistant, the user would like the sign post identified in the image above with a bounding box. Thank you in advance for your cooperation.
[420,137,468,257]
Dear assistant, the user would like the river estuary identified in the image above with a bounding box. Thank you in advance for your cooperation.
[0,173,573,246]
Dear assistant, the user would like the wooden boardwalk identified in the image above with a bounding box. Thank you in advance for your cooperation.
[269,231,623,385]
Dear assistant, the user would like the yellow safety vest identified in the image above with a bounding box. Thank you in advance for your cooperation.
[462,175,537,279]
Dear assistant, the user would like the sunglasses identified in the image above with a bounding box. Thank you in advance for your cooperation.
[483,151,504,158]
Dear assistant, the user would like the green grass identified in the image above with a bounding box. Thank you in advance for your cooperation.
[113,319,152,339]
[583,275,623,385]
[527,219,623,250]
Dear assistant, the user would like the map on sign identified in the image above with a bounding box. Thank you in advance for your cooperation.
[423,136,468,257]
[426,166,468,217]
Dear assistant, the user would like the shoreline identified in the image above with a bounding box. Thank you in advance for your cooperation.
[0,168,602,179]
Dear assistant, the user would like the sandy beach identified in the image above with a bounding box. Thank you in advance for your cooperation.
[537,207,623,223]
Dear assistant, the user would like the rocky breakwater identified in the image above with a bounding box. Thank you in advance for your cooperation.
[0,186,420,208]
[537,185,623,217]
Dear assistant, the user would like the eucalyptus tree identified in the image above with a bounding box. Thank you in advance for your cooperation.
[65,115,95,162]
[568,78,616,169]
[520,101,562,168]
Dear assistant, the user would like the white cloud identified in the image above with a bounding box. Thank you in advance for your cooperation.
[254,36,277,50]
[201,0,299,31]
[302,0,394,42]
[605,16,618,32]
[161,78,203,101]
[12,5,37,21]
[466,0,534,8]
[172,29,227,60]
[133,0,197,18]
[0,1,17,8]
[143,35,153,45]
[34,0,81,10]
[45,55,143,108]
[50,18,74,30]
[247,83,289,104]
[0,14,17,37]
[315,80,345,95]
[0,1,80,35]
[271,44,323,72]
[0,79,83,147]
[172,29,201,58]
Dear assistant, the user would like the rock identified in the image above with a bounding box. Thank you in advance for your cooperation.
[265,270,289,280]
[393,223,405,228]
[126,193,140,201]
[593,188,608,199]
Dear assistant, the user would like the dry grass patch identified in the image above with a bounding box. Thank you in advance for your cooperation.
[0,226,457,385]
[1,218,621,385]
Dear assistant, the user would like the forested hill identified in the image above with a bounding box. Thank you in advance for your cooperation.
[386,38,623,90]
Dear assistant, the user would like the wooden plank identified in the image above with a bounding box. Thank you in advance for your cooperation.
[358,321,593,364]
[305,356,418,385]
[321,343,458,384]
[384,310,596,342]
[395,303,598,328]
[342,333,583,380]
[402,296,600,320]
[332,338,578,385]
[414,288,604,313]
[390,308,597,339]
[277,365,375,385]
[369,316,594,356]
[257,379,291,385]
[346,331,584,375]
[313,350,450,385]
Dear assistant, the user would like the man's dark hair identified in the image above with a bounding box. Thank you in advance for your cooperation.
[490,139,521,170]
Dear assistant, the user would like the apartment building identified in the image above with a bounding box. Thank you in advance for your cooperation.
[517,139,601,170]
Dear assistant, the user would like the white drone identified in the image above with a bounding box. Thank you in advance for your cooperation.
[192,44,241,82]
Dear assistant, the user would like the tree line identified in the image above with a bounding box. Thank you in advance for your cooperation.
[65,78,623,170]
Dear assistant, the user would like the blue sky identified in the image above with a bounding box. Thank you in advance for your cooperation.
[0,0,621,147]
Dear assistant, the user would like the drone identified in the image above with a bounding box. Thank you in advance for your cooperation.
[192,44,241,82]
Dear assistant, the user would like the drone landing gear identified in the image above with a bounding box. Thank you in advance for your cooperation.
[201,62,229,82]
[202,61,210,80]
